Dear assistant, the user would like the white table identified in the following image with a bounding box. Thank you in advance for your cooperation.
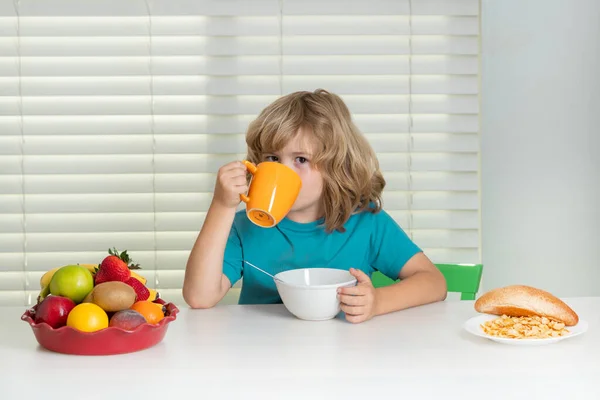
[1,298,598,400]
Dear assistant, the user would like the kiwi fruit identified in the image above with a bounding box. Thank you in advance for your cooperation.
[91,281,137,312]
[82,290,94,303]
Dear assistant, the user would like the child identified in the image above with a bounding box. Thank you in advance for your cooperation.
[182,89,447,323]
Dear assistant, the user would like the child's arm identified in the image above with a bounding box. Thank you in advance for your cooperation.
[373,252,447,315]
[182,162,248,309]
[338,210,447,323]
[339,253,446,323]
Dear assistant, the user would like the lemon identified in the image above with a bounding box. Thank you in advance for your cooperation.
[66,303,109,332]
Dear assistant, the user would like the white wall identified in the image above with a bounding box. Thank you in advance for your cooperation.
[481,0,600,297]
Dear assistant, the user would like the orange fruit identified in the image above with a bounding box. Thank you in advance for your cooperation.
[130,301,164,324]
[66,303,109,332]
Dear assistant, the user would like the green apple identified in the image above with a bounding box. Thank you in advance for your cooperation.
[49,265,94,304]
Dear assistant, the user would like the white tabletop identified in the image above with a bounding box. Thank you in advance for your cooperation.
[1,298,599,400]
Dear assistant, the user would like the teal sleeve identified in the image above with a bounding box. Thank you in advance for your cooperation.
[369,210,422,279]
[222,222,244,287]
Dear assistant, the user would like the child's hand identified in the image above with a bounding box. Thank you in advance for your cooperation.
[337,268,378,324]
[213,161,248,209]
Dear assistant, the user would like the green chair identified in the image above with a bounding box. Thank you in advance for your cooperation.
[370,263,483,300]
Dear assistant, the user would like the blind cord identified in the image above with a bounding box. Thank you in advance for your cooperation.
[14,0,30,305]
[407,0,414,240]
[278,0,283,96]
[145,0,159,290]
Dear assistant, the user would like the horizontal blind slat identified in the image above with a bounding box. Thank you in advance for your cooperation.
[3,76,479,96]
[1,55,478,77]
[0,5,17,17]
[15,0,281,17]
[0,292,28,306]
[285,0,478,16]
[0,195,22,212]
[387,210,479,230]
[23,194,158,213]
[25,213,155,233]
[13,16,281,36]
[17,0,149,17]
[411,0,479,16]
[150,0,281,17]
[18,174,154,194]
[0,156,22,174]
[413,229,479,248]
[0,254,24,272]
[0,215,23,233]
[0,233,25,252]
[0,272,25,290]
[283,16,478,36]
[284,55,479,75]
[1,95,479,116]
[420,248,479,264]
[1,251,157,272]
[4,171,480,198]
[0,136,21,154]
[284,0,409,15]
[0,176,22,194]
[24,232,157,252]
[282,36,477,55]
[14,37,282,56]
[0,114,479,135]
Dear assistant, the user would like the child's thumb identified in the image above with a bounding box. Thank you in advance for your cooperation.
[349,268,372,285]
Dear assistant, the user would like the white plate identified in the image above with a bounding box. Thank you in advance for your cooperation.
[464,314,588,346]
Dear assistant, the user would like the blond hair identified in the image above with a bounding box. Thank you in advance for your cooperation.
[245,89,385,233]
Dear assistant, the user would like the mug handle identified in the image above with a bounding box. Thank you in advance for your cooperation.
[239,160,257,204]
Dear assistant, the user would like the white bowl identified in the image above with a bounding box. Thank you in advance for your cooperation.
[274,268,357,321]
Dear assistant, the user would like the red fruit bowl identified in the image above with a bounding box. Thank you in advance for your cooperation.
[21,298,179,356]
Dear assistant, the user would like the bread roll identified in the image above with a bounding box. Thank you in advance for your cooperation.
[474,285,579,326]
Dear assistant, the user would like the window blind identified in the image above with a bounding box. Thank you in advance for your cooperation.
[0,0,480,306]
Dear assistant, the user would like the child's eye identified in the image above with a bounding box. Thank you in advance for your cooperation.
[265,155,279,162]
[295,157,308,164]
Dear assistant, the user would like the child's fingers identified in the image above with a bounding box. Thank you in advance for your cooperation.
[235,185,249,195]
[221,167,248,180]
[219,161,246,173]
[229,175,247,187]
[338,285,366,296]
[340,304,366,316]
[338,293,365,306]
[345,314,366,324]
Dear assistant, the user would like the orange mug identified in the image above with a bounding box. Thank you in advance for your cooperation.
[240,160,302,228]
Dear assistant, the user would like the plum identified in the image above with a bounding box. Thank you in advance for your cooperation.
[109,309,147,331]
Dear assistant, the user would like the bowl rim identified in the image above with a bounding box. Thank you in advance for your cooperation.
[21,299,179,336]
[274,267,357,290]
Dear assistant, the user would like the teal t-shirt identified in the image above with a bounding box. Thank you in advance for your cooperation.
[222,208,422,304]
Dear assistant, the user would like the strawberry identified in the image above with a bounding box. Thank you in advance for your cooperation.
[125,276,150,301]
[94,248,133,285]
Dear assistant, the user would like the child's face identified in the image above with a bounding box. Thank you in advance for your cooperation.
[262,128,324,220]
